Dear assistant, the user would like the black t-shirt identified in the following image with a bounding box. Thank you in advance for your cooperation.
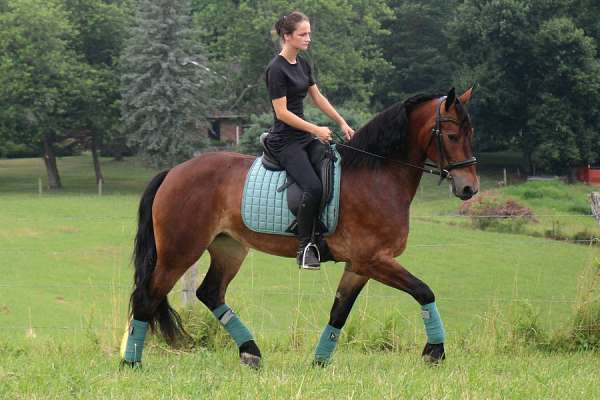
[265,54,315,134]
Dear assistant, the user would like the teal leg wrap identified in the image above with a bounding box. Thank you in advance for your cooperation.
[212,304,254,347]
[421,302,445,344]
[314,324,341,364]
[124,319,148,363]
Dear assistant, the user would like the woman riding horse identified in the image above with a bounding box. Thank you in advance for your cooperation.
[265,11,355,270]
[119,86,478,367]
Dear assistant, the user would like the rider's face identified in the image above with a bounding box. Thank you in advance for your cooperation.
[284,21,311,51]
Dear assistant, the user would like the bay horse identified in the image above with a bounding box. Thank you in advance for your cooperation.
[120,87,478,368]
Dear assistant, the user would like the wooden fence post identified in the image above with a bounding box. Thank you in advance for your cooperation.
[591,192,600,227]
[181,262,198,307]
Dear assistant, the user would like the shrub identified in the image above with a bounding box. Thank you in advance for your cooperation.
[238,112,272,156]
[0,141,40,158]
[508,301,546,347]
[572,229,598,244]
[459,192,537,233]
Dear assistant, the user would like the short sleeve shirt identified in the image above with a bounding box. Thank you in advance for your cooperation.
[266,54,315,134]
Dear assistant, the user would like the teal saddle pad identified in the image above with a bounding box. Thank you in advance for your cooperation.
[241,149,341,236]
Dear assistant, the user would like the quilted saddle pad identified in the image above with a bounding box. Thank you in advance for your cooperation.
[241,149,342,236]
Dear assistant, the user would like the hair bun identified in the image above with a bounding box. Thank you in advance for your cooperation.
[273,11,308,39]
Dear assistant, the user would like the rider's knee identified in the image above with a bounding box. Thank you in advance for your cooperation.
[305,185,322,204]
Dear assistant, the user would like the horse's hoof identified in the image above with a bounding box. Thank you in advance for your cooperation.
[312,359,330,368]
[120,359,142,369]
[240,352,261,370]
[421,343,445,364]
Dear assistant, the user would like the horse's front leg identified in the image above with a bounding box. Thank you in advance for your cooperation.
[359,254,446,363]
[314,266,368,366]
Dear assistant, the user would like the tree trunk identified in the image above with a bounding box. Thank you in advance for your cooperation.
[525,151,534,176]
[43,133,62,190]
[567,167,577,184]
[90,134,104,184]
[112,136,125,161]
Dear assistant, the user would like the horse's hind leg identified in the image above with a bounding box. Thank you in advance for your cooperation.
[122,244,207,366]
[313,266,369,365]
[195,235,261,368]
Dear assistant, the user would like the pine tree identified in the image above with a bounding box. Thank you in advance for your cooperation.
[121,0,213,167]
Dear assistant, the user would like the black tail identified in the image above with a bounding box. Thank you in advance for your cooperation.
[129,170,187,345]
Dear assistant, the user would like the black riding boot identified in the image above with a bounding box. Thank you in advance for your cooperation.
[296,192,320,269]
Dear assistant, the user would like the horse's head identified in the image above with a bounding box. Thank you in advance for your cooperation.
[419,87,479,200]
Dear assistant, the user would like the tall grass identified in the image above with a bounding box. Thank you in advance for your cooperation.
[570,254,600,349]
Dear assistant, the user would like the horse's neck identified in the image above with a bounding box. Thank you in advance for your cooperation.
[383,145,425,204]
[343,103,432,204]
[390,102,434,202]
[343,147,424,207]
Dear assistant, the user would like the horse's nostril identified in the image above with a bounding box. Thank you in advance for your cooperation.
[463,186,473,196]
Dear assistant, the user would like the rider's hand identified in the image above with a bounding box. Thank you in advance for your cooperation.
[340,122,355,141]
[313,126,332,143]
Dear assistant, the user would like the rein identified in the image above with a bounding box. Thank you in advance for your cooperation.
[333,97,477,184]
[332,138,451,179]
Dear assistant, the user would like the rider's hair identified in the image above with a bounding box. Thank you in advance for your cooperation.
[274,11,309,41]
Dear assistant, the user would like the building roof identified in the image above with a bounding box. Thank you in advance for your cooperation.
[208,111,246,119]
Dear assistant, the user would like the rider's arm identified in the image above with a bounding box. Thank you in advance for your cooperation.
[271,97,319,134]
[307,85,346,127]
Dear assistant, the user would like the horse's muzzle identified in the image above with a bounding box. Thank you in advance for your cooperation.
[457,185,477,200]
[451,175,479,200]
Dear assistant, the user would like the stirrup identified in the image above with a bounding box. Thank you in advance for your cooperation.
[299,242,321,270]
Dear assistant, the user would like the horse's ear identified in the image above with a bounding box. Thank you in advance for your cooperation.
[445,87,456,112]
[459,85,475,105]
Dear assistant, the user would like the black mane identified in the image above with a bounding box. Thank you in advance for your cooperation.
[339,94,442,169]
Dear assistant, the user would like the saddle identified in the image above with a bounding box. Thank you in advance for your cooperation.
[259,132,336,234]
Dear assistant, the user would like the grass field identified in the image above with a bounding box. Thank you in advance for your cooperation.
[1,154,599,399]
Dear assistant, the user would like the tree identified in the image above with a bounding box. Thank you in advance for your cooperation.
[571,0,600,46]
[528,17,600,173]
[0,0,88,189]
[193,0,393,113]
[121,0,214,167]
[62,0,131,182]
[449,0,600,173]
[373,0,458,107]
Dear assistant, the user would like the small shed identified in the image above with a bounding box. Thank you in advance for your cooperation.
[207,112,247,145]
[576,165,600,185]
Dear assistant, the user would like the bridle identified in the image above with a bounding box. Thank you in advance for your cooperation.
[333,96,477,184]
[424,96,478,183]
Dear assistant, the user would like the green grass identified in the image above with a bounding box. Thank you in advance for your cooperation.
[1,192,596,338]
[1,154,599,398]
[1,339,599,399]
[0,155,158,195]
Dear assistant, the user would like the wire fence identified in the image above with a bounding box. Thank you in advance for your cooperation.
[1,212,598,335]
[0,213,596,223]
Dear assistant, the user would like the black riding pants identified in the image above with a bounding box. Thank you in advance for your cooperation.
[275,138,325,210]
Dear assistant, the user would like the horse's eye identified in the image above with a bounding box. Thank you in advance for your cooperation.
[448,134,460,143]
